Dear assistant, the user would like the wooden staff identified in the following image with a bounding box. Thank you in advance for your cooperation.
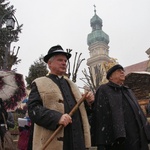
[42,92,88,150]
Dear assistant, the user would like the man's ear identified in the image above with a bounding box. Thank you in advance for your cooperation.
[47,60,51,66]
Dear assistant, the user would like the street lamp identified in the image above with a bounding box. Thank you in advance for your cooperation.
[0,12,20,70]
[6,15,15,30]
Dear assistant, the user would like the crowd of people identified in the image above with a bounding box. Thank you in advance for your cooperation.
[27,45,150,150]
[1,44,150,150]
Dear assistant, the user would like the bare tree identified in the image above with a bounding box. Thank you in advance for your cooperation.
[66,49,85,83]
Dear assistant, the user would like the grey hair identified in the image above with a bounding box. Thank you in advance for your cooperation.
[48,56,55,63]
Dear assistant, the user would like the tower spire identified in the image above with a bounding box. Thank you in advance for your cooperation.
[93,4,96,14]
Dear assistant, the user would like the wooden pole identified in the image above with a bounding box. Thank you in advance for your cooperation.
[42,92,88,150]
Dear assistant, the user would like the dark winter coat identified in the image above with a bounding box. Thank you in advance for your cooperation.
[0,98,8,143]
[91,81,150,150]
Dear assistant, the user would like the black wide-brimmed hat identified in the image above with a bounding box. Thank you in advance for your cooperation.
[106,64,124,79]
[43,45,71,63]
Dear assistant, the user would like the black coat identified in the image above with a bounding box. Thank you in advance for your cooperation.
[91,81,150,150]
[0,98,8,142]
[28,74,86,150]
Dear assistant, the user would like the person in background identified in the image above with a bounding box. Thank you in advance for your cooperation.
[7,112,15,129]
[28,45,94,150]
[17,98,33,150]
[0,98,8,148]
[91,64,150,150]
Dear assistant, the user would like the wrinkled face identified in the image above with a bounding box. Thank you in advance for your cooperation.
[48,54,67,76]
[109,69,125,85]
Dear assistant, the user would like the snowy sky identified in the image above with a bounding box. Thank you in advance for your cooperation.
[9,0,150,86]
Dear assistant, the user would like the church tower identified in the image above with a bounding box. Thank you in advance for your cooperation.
[86,6,111,87]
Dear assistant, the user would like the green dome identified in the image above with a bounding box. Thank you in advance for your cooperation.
[87,12,109,46]
[87,30,109,45]
[90,14,102,28]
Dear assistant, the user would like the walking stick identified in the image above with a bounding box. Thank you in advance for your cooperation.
[42,92,88,150]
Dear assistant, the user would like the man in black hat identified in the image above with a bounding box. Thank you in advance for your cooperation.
[91,64,150,150]
[28,45,94,150]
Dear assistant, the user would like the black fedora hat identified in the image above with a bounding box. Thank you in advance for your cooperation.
[43,45,71,63]
[106,64,124,79]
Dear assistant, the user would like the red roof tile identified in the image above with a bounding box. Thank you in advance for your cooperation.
[124,60,149,75]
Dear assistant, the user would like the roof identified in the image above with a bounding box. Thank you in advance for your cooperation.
[124,60,149,75]
[124,71,150,99]
[124,60,150,100]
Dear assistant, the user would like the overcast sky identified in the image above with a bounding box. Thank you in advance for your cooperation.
[10,0,150,86]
